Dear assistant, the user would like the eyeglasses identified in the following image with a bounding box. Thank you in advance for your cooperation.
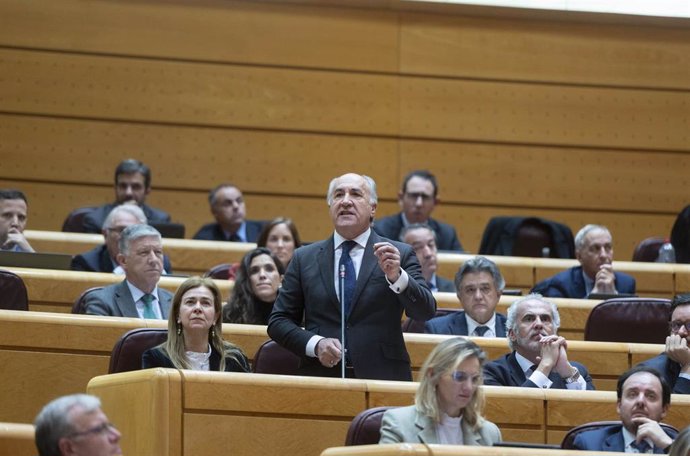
[68,422,117,439]
[449,371,482,385]
[670,320,690,333]
[404,192,433,202]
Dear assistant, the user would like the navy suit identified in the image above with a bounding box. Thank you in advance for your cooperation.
[81,203,171,234]
[142,345,250,372]
[373,213,463,252]
[639,353,690,394]
[193,220,264,242]
[483,351,595,389]
[84,280,172,318]
[531,265,636,299]
[70,244,172,274]
[435,275,455,292]
[573,424,676,453]
[425,311,507,336]
[268,231,436,381]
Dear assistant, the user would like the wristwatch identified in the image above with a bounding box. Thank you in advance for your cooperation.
[564,368,581,384]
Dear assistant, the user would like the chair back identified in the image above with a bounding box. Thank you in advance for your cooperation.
[61,206,96,232]
[252,339,301,375]
[345,406,394,445]
[584,298,672,344]
[561,421,678,449]
[203,263,239,281]
[0,269,28,311]
[72,286,104,314]
[109,328,168,373]
[402,308,458,333]
[479,216,575,259]
[632,237,665,262]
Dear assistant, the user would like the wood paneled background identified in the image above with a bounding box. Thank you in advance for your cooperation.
[2,0,689,256]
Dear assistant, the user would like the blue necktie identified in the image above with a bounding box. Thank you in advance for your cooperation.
[631,441,651,454]
[339,241,357,316]
[141,293,157,319]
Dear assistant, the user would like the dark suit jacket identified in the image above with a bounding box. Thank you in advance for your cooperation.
[483,351,595,389]
[82,203,171,234]
[435,275,455,292]
[142,345,250,372]
[531,265,636,299]
[373,213,463,252]
[70,244,172,273]
[425,311,507,336]
[267,231,436,381]
[478,216,575,258]
[639,353,690,394]
[671,205,690,263]
[192,220,264,242]
[84,280,173,318]
[573,424,676,453]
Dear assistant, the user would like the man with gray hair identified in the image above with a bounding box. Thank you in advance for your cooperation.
[268,173,435,381]
[400,223,455,293]
[532,224,635,298]
[483,293,594,389]
[84,224,172,318]
[71,204,172,273]
[425,256,508,336]
[34,393,121,456]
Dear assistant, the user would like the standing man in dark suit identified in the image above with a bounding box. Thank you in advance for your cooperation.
[84,224,172,318]
[425,256,507,337]
[484,293,595,390]
[80,159,171,233]
[193,183,264,242]
[639,294,690,394]
[268,173,436,381]
[532,224,636,298]
[573,366,676,453]
[401,223,454,293]
[373,170,463,252]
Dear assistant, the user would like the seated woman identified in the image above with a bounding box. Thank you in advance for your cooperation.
[222,247,284,325]
[669,425,690,456]
[379,338,501,446]
[257,217,302,270]
[142,276,249,372]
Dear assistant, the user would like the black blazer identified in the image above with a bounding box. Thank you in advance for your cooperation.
[484,351,595,389]
[70,244,172,273]
[192,220,264,242]
[425,311,507,336]
[639,353,690,394]
[267,231,436,381]
[141,345,250,372]
[373,213,463,252]
[82,203,171,234]
[435,275,456,292]
[671,205,690,263]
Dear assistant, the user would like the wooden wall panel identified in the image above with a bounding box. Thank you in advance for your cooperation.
[400,13,690,89]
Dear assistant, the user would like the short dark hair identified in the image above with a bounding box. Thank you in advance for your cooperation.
[670,293,690,320]
[617,366,670,407]
[0,189,27,203]
[115,159,151,188]
[208,183,238,206]
[400,223,436,243]
[455,256,505,291]
[401,170,438,197]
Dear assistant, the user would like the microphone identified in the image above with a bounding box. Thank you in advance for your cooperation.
[339,263,346,379]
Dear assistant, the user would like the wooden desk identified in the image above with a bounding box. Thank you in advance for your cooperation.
[321,444,622,456]
[0,423,35,456]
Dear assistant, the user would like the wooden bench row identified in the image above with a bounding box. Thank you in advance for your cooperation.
[86,368,690,456]
[0,309,666,425]
[320,445,622,456]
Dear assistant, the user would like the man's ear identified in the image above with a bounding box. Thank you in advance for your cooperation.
[116,252,126,268]
[58,437,74,455]
[397,191,404,207]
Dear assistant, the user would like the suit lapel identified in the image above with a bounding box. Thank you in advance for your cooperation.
[348,233,378,316]
[461,419,481,445]
[415,413,437,444]
[507,352,527,385]
[454,312,469,335]
[317,237,340,310]
[157,289,172,319]
[603,429,625,452]
[115,280,138,317]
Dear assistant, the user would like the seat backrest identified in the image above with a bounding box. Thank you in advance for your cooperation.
[72,286,104,314]
[0,269,29,311]
[109,328,168,374]
[584,298,672,344]
[513,218,556,258]
[61,206,96,233]
[203,263,239,280]
[632,236,665,262]
[402,308,458,333]
[479,216,575,259]
[252,339,301,375]
[561,421,678,449]
[345,406,394,445]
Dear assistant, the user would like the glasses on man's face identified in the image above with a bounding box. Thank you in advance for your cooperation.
[449,371,482,385]
[670,320,690,333]
[68,422,117,439]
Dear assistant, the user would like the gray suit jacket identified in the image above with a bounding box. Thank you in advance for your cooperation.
[379,405,502,445]
[84,280,172,318]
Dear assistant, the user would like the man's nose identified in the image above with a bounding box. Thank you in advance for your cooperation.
[414,195,424,206]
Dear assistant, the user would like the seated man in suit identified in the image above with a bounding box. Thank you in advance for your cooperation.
[532,224,636,298]
[484,293,594,389]
[573,366,676,453]
[79,159,171,233]
[84,224,172,318]
[425,256,507,337]
[193,183,264,242]
[373,170,463,251]
[638,293,690,394]
[268,172,436,381]
[401,223,454,293]
[0,189,34,252]
[71,204,172,273]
